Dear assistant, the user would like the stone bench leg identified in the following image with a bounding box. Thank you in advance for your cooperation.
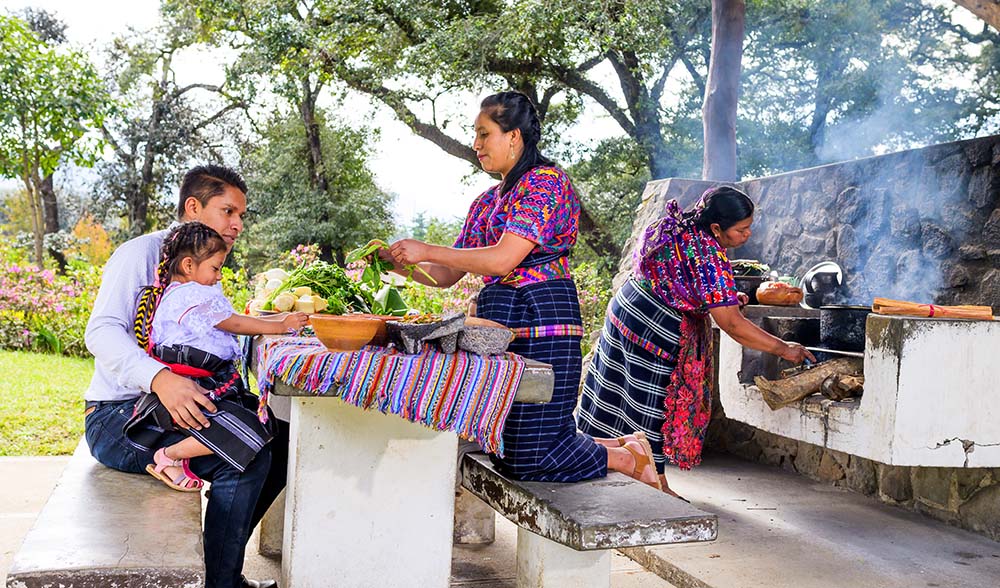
[284,398,458,587]
[257,488,285,557]
[516,528,610,588]
[454,487,496,544]
[258,393,290,557]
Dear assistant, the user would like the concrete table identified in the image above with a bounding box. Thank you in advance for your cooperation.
[254,338,553,588]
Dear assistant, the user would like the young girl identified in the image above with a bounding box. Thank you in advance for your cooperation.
[126,222,309,492]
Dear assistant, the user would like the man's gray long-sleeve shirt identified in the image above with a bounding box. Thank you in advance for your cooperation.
[84,228,172,402]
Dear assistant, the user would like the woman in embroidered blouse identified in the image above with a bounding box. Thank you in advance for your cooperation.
[388,91,661,487]
[577,186,815,496]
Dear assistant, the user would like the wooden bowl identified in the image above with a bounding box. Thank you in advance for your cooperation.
[309,314,389,351]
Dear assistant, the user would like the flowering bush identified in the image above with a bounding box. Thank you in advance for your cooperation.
[401,272,482,315]
[0,261,101,357]
[277,243,321,270]
[573,262,613,356]
[221,266,253,314]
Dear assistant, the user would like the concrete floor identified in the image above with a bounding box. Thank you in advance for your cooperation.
[7,453,999,588]
[1,456,673,588]
[628,453,1000,588]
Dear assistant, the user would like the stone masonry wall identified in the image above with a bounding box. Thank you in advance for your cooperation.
[613,134,1000,542]
[738,134,1000,310]
[616,134,1000,310]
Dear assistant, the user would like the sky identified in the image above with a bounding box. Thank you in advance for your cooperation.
[0,0,552,229]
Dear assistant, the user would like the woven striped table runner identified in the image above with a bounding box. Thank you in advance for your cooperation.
[254,337,525,455]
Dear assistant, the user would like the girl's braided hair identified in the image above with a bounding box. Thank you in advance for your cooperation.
[134,222,228,350]
[156,222,228,288]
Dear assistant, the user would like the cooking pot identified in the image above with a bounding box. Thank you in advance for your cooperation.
[819,305,870,352]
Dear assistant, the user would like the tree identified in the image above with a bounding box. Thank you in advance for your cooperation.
[18,8,71,268]
[172,0,376,245]
[703,0,746,181]
[953,0,1000,30]
[236,110,395,269]
[184,0,996,258]
[17,7,67,44]
[734,0,988,176]
[96,13,247,237]
[0,15,109,267]
[179,0,707,261]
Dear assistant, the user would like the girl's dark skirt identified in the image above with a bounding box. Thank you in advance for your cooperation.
[477,278,606,482]
[124,344,273,472]
[577,278,682,474]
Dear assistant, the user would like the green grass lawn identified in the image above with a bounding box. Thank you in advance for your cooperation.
[0,350,93,456]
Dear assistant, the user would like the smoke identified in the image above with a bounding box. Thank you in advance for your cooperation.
[822,144,972,306]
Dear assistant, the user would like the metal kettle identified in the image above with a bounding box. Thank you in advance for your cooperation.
[800,261,843,309]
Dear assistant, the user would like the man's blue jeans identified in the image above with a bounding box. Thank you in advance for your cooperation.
[85,397,288,588]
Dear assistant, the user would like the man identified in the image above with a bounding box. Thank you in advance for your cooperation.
[84,164,284,588]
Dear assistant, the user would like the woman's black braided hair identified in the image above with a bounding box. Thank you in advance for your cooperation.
[480,91,555,196]
[688,186,755,233]
[134,222,228,350]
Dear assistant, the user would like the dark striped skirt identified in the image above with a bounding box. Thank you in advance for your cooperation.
[124,344,273,472]
[577,278,682,474]
[478,278,607,482]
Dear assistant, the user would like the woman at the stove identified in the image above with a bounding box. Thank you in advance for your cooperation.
[387,91,662,489]
[577,186,816,497]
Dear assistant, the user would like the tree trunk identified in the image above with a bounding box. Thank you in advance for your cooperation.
[702,0,746,182]
[952,0,1000,30]
[299,76,328,193]
[39,173,67,272]
[24,179,44,268]
[577,205,621,262]
[130,184,151,238]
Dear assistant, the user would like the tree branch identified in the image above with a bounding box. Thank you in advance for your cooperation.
[190,101,246,134]
[170,82,224,100]
[326,60,478,166]
[549,65,636,136]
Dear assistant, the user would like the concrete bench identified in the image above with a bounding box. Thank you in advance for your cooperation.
[6,440,204,588]
[460,452,718,588]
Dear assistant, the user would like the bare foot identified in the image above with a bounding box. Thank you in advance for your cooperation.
[593,434,637,449]
[659,474,688,502]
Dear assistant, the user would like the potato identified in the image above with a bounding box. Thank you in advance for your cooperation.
[264,268,288,281]
[265,278,284,293]
[273,292,296,312]
[311,295,328,313]
[294,295,315,314]
[293,286,313,297]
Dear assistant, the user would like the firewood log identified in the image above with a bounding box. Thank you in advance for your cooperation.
[754,358,863,410]
[820,374,864,401]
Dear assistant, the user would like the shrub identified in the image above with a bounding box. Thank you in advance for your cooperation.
[0,261,100,357]
[573,261,613,357]
[221,266,253,315]
[400,272,482,316]
[68,214,113,266]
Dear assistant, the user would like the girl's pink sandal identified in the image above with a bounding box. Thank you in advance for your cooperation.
[146,448,204,493]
